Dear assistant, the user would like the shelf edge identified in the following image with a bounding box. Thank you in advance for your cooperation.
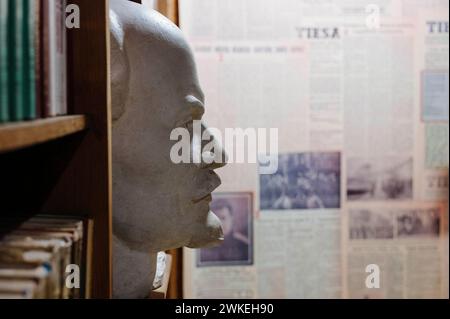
[0,115,88,153]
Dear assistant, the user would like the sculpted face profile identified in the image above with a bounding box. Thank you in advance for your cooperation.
[110,0,226,298]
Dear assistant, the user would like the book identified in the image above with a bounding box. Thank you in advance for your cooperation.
[35,0,42,118]
[0,278,40,299]
[7,0,25,121]
[55,0,67,116]
[41,0,67,117]
[0,245,59,298]
[0,214,93,299]
[0,0,9,122]
[26,215,86,298]
[0,234,71,298]
[0,264,50,299]
[22,0,36,120]
[1,0,66,123]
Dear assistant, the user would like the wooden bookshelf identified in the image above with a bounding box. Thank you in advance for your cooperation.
[157,0,179,24]
[0,0,112,298]
[0,0,185,300]
[0,115,88,153]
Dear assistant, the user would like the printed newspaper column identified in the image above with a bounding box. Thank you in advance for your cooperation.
[414,9,449,201]
[345,202,445,298]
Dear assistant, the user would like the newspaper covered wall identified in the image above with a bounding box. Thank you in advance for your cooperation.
[179,0,449,299]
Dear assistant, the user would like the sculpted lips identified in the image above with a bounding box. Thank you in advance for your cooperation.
[193,194,212,203]
[192,171,222,203]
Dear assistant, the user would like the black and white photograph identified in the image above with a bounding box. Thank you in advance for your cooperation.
[197,193,253,267]
[259,152,341,210]
[396,208,440,238]
[347,157,413,201]
[349,209,394,240]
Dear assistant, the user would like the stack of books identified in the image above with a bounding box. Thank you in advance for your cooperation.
[0,0,67,124]
[0,215,93,299]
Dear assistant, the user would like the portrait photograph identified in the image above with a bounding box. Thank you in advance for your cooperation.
[197,192,253,267]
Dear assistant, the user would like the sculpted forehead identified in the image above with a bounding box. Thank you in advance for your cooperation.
[111,0,198,84]
[111,0,182,42]
[110,0,203,122]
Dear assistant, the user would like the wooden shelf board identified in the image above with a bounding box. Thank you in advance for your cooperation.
[0,115,88,153]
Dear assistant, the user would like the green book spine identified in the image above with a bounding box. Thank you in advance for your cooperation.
[0,0,9,122]
[23,0,35,120]
[7,0,25,121]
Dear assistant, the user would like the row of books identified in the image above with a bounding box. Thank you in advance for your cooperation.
[0,0,67,123]
[0,215,92,299]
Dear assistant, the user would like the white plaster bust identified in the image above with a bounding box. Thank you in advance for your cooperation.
[110,0,226,298]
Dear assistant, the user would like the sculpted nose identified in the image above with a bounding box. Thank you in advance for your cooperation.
[198,124,228,170]
[201,146,228,170]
